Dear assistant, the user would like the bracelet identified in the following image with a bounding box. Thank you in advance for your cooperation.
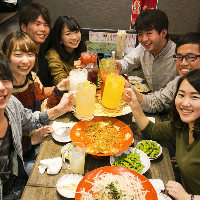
[191,194,194,200]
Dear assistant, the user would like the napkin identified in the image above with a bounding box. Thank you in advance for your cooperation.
[149,179,165,194]
[52,121,76,137]
[38,157,62,175]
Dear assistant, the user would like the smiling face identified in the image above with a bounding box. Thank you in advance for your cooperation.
[0,78,13,112]
[137,29,167,56]
[175,79,200,127]
[21,15,50,45]
[61,25,81,54]
[10,46,35,83]
[176,44,200,77]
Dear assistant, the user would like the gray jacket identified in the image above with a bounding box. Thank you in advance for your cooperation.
[5,95,51,176]
[120,40,177,92]
[141,76,180,113]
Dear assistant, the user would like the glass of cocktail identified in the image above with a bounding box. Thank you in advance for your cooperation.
[69,142,85,174]
[102,73,125,109]
[75,81,96,121]
[69,69,88,91]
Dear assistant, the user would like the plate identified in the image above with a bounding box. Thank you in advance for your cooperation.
[136,140,162,160]
[52,132,71,143]
[110,147,150,174]
[56,174,83,198]
[75,166,158,200]
[128,76,144,84]
[70,116,133,156]
[94,94,132,117]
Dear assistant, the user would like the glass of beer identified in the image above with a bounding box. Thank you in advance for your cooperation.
[69,69,88,91]
[75,81,96,121]
[102,73,125,109]
[69,142,85,174]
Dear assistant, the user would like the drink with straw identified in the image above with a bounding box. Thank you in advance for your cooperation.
[102,73,125,109]
[75,81,96,121]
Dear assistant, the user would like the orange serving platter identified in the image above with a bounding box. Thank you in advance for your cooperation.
[70,116,133,156]
[75,166,158,200]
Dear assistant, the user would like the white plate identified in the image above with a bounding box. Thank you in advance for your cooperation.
[136,140,162,160]
[128,76,144,84]
[110,147,150,174]
[52,132,71,143]
[56,174,83,198]
[158,193,172,200]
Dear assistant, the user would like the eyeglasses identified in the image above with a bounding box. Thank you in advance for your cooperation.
[173,54,200,62]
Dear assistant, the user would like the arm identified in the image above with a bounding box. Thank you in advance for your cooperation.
[140,76,180,113]
[119,44,142,74]
[166,181,200,200]
[46,49,73,85]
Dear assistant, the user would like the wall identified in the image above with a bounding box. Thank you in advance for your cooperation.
[32,0,200,34]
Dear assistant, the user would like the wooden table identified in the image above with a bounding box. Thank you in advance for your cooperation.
[21,112,175,200]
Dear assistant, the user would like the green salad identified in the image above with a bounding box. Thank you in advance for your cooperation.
[136,140,161,158]
[112,149,144,173]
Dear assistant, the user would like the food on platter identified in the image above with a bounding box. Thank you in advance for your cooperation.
[95,94,131,117]
[84,121,130,154]
[128,76,144,84]
[134,83,150,93]
[70,117,133,156]
[136,140,162,160]
[56,174,83,198]
[110,147,150,174]
[79,171,147,199]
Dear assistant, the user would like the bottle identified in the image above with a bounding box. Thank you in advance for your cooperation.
[112,51,115,59]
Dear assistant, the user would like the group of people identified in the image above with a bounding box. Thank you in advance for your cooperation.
[0,2,199,200]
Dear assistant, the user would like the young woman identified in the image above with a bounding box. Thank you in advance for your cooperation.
[46,16,85,85]
[2,31,69,175]
[0,52,74,199]
[125,69,200,200]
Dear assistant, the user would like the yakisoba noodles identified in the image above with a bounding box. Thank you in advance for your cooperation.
[83,121,130,154]
[79,171,147,199]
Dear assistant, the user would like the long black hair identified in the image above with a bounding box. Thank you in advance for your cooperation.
[50,16,84,62]
[170,69,200,140]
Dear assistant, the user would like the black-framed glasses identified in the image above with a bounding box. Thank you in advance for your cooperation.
[173,54,200,62]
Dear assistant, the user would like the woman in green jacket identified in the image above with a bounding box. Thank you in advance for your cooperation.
[125,69,200,200]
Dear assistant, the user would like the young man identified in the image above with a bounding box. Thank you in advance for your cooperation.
[117,9,177,92]
[132,32,200,113]
[19,3,54,87]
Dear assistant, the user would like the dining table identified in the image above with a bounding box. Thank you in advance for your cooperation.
[21,110,175,200]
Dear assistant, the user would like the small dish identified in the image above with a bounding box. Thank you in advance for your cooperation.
[158,193,172,200]
[110,147,150,174]
[136,140,162,160]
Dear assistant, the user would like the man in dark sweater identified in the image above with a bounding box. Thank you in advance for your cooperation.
[19,3,54,86]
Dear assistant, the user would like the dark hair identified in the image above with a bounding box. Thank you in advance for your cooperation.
[19,3,51,28]
[0,52,14,82]
[170,69,200,140]
[175,32,200,53]
[50,16,83,62]
[135,9,169,39]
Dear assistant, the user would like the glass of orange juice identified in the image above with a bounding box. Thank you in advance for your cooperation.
[75,81,96,121]
[102,73,125,109]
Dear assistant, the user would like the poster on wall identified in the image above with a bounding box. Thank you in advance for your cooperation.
[131,0,158,29]
[89,31,137,55]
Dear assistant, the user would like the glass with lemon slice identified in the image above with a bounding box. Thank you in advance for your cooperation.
[75,80,96,120]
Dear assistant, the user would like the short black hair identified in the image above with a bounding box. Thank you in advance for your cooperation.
[135,9,169,38]
[50,16,83,62]
[175,32,200,53]
[170,69,200,139]
[19,3,51,28]
[0,52,14,82]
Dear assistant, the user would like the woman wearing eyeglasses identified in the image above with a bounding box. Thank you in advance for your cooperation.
[130,32,200,114]
[46,16,85,85]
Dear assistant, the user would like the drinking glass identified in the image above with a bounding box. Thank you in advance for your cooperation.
[102,73,125,109]
[75,81,96,121]
[69,142,85,174]
[69,69,88,91]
